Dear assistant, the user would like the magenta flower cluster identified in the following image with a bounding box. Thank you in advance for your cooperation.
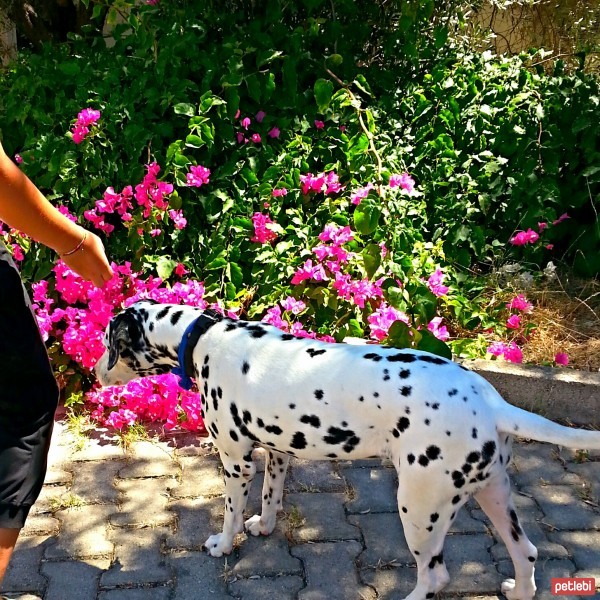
[71,108,101,144]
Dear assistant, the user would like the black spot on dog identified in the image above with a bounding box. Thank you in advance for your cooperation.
[383,369,390,381]
[528,556,536,563]
[448,388,458,397]
[242,361,250,374]
[451,471,466,488]
[156,306,170,320]
[359,396,365,402]
[265,424,283,435]
[399,369,411,379]
[466,451,480,463]
[257,418,265,428]
[509,509,522,541]
[242,410,252,425]
[364,352,382,362]
[407,454,415,464]
[462,463,473,474]
[314,389,324,400]
[343,436,360,453]
[248,325,267,338]
[170,310,184,325]
[428,551,443,569]
[426,445,441,460]
[472,427,478,439]
[419,355,447,365]
[400,385,412,397]
[452,494,461,505]
[281,333,295,341]
[431,403,439,410]
[291,431,307,449]
[388,353,417,363]
[301,415,321,428]
[230,430,239,442]
[418,455,430,467]
[397,417,410,433]
[289,404,296,410]
[482,440,496,461]
[307,348,327,357]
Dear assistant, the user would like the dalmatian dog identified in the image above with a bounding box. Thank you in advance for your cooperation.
[95,300,600,600]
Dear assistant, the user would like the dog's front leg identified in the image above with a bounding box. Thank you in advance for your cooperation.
[203,451,257,557]
[245,449,290,536]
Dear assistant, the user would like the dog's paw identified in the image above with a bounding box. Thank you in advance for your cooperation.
[500,578,535,600]
[202,533,233,557]
[245,514,274,536]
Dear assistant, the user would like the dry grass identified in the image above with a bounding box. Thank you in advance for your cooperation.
[521,275,600,371]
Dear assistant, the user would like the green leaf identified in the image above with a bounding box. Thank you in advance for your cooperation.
[185,134,204,148]
[314,78,334,112]
[384,321,413,349]
[174,103,195,117]
[416,330,453,359]
[353,198,381,235]
[156,257,178,280]
[362,244,381,279]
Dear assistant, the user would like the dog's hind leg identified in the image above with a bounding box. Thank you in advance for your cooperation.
[395,471,458,600]
[245,449,290,536]
[203,448,257,557]
[475,473,537,600]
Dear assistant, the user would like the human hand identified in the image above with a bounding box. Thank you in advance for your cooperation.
[60,230,113,287]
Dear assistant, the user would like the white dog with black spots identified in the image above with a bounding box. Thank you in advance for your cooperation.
[95,300,600,600]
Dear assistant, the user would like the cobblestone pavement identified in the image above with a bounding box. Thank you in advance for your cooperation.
[3,416,599,600]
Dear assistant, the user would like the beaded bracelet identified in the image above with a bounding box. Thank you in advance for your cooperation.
[60,231,88,257]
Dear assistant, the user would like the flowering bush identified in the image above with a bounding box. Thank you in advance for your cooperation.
[0,0,594,433]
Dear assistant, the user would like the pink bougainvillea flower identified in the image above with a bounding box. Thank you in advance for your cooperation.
[379,242,388,259]
[318,224,354,245]
[241,117,251,130]
[71,107,101,144]
[272,188,288,197]
[186,164,210,187]
[255,110,266,123]
[389,172,415,194]
[261,305,288,331]
[368,303,410,341]
[538,222,548,232]
[487,341,523,363]
[428,317,449,341]
[314,120,325,129]
[506,314,521,329]
[351,182,374,206]
[554,352,569,366]
[251,133,262,144]
[236,132,245,144]
[174,263,188,277]
[510,229,539,246]
[281,296,306,315]
[268,127,280,138]
[552,213,570,226]
[168,209,187,230]
[14,154,22,164]
[506,294,533,313]
[546,244,554,250]
[291,259,328,285]
[250,212,278,244]
[427,269,449,297]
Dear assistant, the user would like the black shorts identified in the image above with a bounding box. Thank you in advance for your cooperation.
[0,256,59,528]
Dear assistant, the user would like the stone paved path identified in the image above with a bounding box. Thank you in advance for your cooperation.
[3,416,599,600]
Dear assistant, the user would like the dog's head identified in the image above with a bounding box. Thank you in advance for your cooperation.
[95,300,179,387]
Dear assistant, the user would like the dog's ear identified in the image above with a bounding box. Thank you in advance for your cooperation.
[107,312,141,370]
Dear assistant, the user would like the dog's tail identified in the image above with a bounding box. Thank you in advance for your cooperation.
[479,378,600,450]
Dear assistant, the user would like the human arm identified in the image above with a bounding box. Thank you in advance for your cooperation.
[0,142,113,287]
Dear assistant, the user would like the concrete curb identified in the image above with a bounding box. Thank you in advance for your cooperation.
[466,359,600,426]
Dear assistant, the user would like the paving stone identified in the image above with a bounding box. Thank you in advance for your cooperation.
[450,499,490,533]
[497,558,577,600]
[98,587,172,600]
[29,484,69,515]
[548,530,600,579]
[118,440,181,478]
[337,458,385,470]
[288,459,345,492]
[101,527,171,587]
[167,497,225,550]
[510,442,583,487]
[169,455,224,499]
[348,513,412,567]
[44,506,114,559]
[343,467,397,514]
[229,575,304,600]
[69,459,123,504]
[524,484,600,530]
[71,437,126,461]
[111,477,176,527]
[44,468,73,486]
[566,460,600,505]
[231,526,302,577]
[2,535,51,594]
[167,550,233,599]
[360,566,422,600]
[292,541,376,600]
[20,514,60,536]
[41,558,110,600]
[443,534,502,594]
[285,492,360,542]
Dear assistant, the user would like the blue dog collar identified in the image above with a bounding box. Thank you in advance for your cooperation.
[172,310,222,390]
